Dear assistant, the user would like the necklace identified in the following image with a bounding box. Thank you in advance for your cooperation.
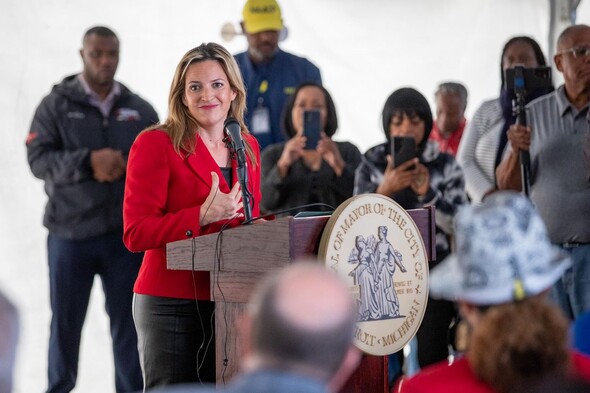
[198,131,226,144]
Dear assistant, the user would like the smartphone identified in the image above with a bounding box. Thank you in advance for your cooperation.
[391,136,417,168]
[303,109,321,150]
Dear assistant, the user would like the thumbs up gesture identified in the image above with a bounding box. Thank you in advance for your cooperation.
[199,172,243,226]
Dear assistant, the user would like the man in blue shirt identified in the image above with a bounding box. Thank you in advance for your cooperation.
[234,0,322,150]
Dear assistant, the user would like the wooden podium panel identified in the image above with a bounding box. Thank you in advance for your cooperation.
[166,207,435,392]
[167,216,331,272]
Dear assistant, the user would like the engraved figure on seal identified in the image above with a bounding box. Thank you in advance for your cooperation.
[350,235,381,321]
[349,226,407,321]
[374,226,407,318]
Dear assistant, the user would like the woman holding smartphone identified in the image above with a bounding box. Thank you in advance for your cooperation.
[260,82,361,215]
[354,87,468,382]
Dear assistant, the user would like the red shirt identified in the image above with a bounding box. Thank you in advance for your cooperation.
[429,118,466,157]
[395,352,590,393]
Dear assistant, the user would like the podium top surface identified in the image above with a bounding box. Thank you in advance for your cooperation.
[166,207,435,274]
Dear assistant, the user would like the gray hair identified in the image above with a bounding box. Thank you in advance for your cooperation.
[435,82,468,111]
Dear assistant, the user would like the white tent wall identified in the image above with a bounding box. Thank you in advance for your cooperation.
[1,1,588,392]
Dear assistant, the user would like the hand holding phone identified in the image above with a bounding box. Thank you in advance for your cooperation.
[303,110,321,150]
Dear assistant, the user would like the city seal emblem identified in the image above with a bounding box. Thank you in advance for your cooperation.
[318,194,429,355]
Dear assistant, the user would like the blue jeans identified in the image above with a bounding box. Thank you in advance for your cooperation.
[551,244,590,320]
[47,231,142,393]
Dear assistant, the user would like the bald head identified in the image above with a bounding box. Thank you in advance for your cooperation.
[274,264,354,330]
[250,262,356,380]
[557,24,590,51]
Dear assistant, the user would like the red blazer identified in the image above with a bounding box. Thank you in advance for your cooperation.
[123,129,261,300]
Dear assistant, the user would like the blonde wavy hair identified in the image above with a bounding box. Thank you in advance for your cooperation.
[146,42,256,162]
[469,296,571,393]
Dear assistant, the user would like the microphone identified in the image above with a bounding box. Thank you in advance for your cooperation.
[224,117,253,224]
[224,117,247,164]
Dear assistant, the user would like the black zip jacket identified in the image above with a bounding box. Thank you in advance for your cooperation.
[26,74,159,239]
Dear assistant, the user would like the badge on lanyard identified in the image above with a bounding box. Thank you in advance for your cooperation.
[251,94,270,135]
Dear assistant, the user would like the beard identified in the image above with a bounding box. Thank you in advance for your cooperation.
[249,45,278,63]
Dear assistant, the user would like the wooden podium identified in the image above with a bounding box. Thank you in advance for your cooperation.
[166,206,435,392]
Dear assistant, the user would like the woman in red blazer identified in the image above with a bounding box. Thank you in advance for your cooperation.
[123,43,261,389]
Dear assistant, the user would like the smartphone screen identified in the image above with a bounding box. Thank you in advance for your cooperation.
[391,136,417,168]
[303,110,321,150]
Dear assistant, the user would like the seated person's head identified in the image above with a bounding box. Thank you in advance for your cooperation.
[245,262,360,391]
[0,290,19,393]
[429,191,572,393]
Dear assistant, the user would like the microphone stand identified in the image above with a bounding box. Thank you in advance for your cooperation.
[513,67,531,197]
[224,117,253,224]
[234,147,253,225]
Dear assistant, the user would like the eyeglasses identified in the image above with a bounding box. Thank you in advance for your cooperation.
[557,46,590,59]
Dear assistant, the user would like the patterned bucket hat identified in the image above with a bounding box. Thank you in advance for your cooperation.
[430,191,571,305]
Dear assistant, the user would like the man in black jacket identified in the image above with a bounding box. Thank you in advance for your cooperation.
[25,26,158,393]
